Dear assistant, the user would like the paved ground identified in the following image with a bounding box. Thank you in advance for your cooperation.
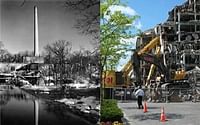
[118,101,200,125]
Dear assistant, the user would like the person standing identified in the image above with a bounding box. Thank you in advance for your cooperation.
[135,86,144,109]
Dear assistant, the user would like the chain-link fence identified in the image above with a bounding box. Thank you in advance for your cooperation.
[105,87,200,103]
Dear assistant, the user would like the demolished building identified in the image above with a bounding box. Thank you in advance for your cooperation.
[136,0,200,85]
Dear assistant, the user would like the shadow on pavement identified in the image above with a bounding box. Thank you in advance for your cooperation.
[130,113,184,121]
[123,106,160,110]
[146,107,161,109]
[123,107,140,109]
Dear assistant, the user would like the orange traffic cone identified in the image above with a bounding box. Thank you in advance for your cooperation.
[143,101,148,113]
[160,107,167,122]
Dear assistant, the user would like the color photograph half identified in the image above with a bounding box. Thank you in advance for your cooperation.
[100,0,200,125]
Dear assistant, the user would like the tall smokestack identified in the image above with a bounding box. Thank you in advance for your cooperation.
[34,6,39,56]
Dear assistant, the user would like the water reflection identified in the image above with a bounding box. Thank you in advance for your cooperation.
[0,92,28,102]
[0,85,92,125]
[34,100,39,125]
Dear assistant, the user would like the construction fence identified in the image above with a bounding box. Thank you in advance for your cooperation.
[104,87,200,103]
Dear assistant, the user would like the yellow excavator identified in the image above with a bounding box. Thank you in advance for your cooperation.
[102,37,186,88]
[102,59,133,88]
[132,37,186,87]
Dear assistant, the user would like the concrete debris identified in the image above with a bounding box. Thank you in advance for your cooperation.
[136,0,200,85]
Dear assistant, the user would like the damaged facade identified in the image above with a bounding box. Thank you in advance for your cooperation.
[136,0,200,85]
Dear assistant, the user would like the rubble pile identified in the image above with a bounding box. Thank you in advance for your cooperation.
[136,0,200,83]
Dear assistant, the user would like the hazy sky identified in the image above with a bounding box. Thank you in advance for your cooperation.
[0,0,95,54]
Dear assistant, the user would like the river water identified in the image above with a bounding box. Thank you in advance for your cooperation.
[0,85,92,125]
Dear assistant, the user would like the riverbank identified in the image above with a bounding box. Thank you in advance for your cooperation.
[21,85,100,124]
[1,84,94,125]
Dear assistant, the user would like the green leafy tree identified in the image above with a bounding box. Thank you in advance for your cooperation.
[100,0,139,72]
[100,0,140,99]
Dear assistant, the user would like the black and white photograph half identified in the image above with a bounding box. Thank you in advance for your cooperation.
[0,0,100,125]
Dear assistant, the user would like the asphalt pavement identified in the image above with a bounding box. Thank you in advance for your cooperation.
[118,101,200,125]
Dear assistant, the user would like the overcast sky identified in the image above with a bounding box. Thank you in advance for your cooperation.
[0,0,95,54]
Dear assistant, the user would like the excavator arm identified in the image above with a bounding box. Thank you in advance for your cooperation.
[121,60,133,76]
[121,60,133,85]
[131,37,172,86]
[146,46,161,86]
[132,36,186,87]
[137,37,160,55]
[113,37,164,87]
[132,52,170,86]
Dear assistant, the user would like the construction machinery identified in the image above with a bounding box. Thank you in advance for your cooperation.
[132,37,187,87]
[102,36,187,88]
[102,0,200,102]
[102,60,133,88]
[102,37,162,88]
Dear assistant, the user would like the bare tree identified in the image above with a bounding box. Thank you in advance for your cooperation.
[66,0,99,35]
[65,0,100,50]
[0,41,12,62]
[0,41,6,55]
[64,0,100,77]
[44,40,72,84]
